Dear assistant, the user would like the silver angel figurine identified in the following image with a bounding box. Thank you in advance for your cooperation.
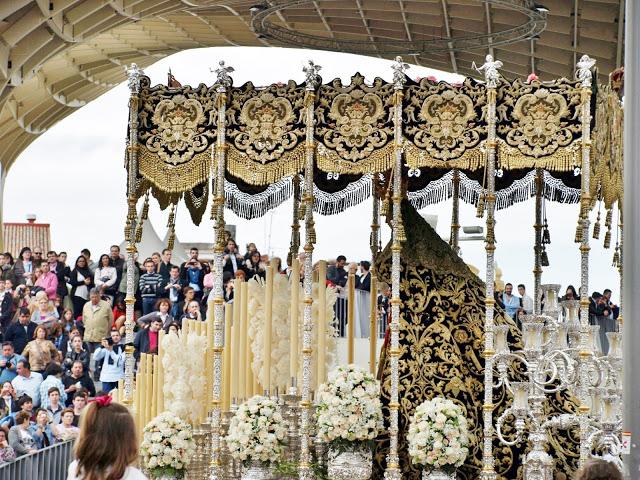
[575,54,596,88]
[392,56,409,89]
[473,54,503,88]
[303,60,322,90]
[125,63,145,93]
[212,60,234,89]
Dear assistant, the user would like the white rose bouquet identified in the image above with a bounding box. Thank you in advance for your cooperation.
[225,395,287,466]
[407,397,469,472]
[316,364,384,449]
[140,412,196,479]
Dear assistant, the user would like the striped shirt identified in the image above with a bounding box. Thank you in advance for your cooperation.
[139,273,163,298]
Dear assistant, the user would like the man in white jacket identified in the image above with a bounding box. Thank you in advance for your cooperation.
[92,330,125,393]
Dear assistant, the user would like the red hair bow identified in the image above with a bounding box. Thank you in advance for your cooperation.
[93,395,112,408]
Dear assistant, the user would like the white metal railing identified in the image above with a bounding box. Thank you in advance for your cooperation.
[334,289,386,339]
[0,439,74,480]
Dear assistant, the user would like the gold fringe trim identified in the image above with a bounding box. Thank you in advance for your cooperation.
[316,142,395,175]
[226,144,305,186]
[497,141,579,172]
[138,147,212,194]
[404,142,485,171]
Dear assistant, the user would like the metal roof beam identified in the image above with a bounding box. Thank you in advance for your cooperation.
[440,0,458,74]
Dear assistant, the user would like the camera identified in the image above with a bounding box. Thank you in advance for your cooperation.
[104,337,114,346]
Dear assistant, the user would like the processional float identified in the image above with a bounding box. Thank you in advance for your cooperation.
[117,52,624,480]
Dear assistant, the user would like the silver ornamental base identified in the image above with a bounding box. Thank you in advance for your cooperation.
[327,445,372,480]
[422,468,457,480]
[241,462,273,480]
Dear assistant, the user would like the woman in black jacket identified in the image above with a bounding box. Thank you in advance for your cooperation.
[244,251,266,280]
[69,256,94,318]
[62,335,91,374]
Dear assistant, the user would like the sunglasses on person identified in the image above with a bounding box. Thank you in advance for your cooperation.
[33,252,42,255]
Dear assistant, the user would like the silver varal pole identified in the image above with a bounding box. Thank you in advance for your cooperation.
[384,56,408,480]
[209,60,232,480]
[123,63,144,405]
[299,59,320,480]
[479,54,501,480]
[623,0,640,475]
[576,54,595,467]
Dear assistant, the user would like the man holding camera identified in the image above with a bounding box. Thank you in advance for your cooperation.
[0,342,23,384]
[92,330,125,393]
[180,248,204,300]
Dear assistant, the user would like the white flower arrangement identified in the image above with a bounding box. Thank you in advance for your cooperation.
[140,412,196,479]
[161,330,208,424]
[316,364,384,447]
[407,397,469,471]
[247,275,338,389]
[225,395,287,465]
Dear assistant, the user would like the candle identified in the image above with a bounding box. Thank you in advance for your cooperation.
[347,273,355,364]
[242,282,252,399]
[317,261,327,385]
[494,325,509,354]
[264,266,274,392]
[223,304,233,411]
[232,280,242,400]
[590,389,602,416]
[290,259,300,381]
[151,354,158,418]
[589,325,602,354]
[369,275,378,374]
[145,353,152,423]
[555,324,569,349]
[157,330,165,413]
[238,282,248,400]
[522,322,543,351]
[512,382,529,410]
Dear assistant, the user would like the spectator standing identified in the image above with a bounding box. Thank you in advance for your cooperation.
[13,247,34,286]
[244,242,258,261]
[82,289,114,352]
[63,362,95,406]
[94,254,117,299]
[181,248,204,300]
[327,255,348,288]
[0,280,12,331]
[223,240,245,276]
[0,394,33,430]
[0,382,18,416]
[80,249,97,275]
[29,408,55,449]
[8,411,37,457]
[0,342,22,384]
[501,283,521,320]
[47,251,68,303]
[45,387,64,424]
[134,318,163,361]
[518,284,534,315]
[32,248,44,268]
[22,326,59,374]
[67,397,147,480]
[34,263,58,301]
[62,335,90,374]
[138,299,174,331]
[355,261,371,292]
[53,408,79,442]
[11,360,43,407]
[69,255,94,318]
[244,251,265,280]
[0,253,15,285]
[4,308,37,356]
[30,291,60,328]
[70,391,88,427]
[0,429,15,463]
[38,363,67,409]
[139,259,164,315]
[93,330,125,393]
[110,245,125,292]
[158,249,174,285]
[163,266,183,317]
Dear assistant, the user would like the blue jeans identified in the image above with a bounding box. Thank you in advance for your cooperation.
[101,381,119,393]
[142,297,157,315]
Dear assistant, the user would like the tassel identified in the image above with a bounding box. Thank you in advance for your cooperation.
[140,195,150,222]
[476,193,485,218]
[592,210,601,239]
[542,219,551,245]
[604,229,611,249]
[135,224,143,243]
[541,246,549,267]
[308,224,316,245]
[380,198,389,217]
[167,232,175,251]
[612,243,620,267]
[298,202,306,221]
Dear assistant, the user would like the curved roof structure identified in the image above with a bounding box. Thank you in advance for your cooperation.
[0,0,624,171]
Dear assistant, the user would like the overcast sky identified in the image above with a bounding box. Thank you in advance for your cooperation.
[3,47,621,299]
